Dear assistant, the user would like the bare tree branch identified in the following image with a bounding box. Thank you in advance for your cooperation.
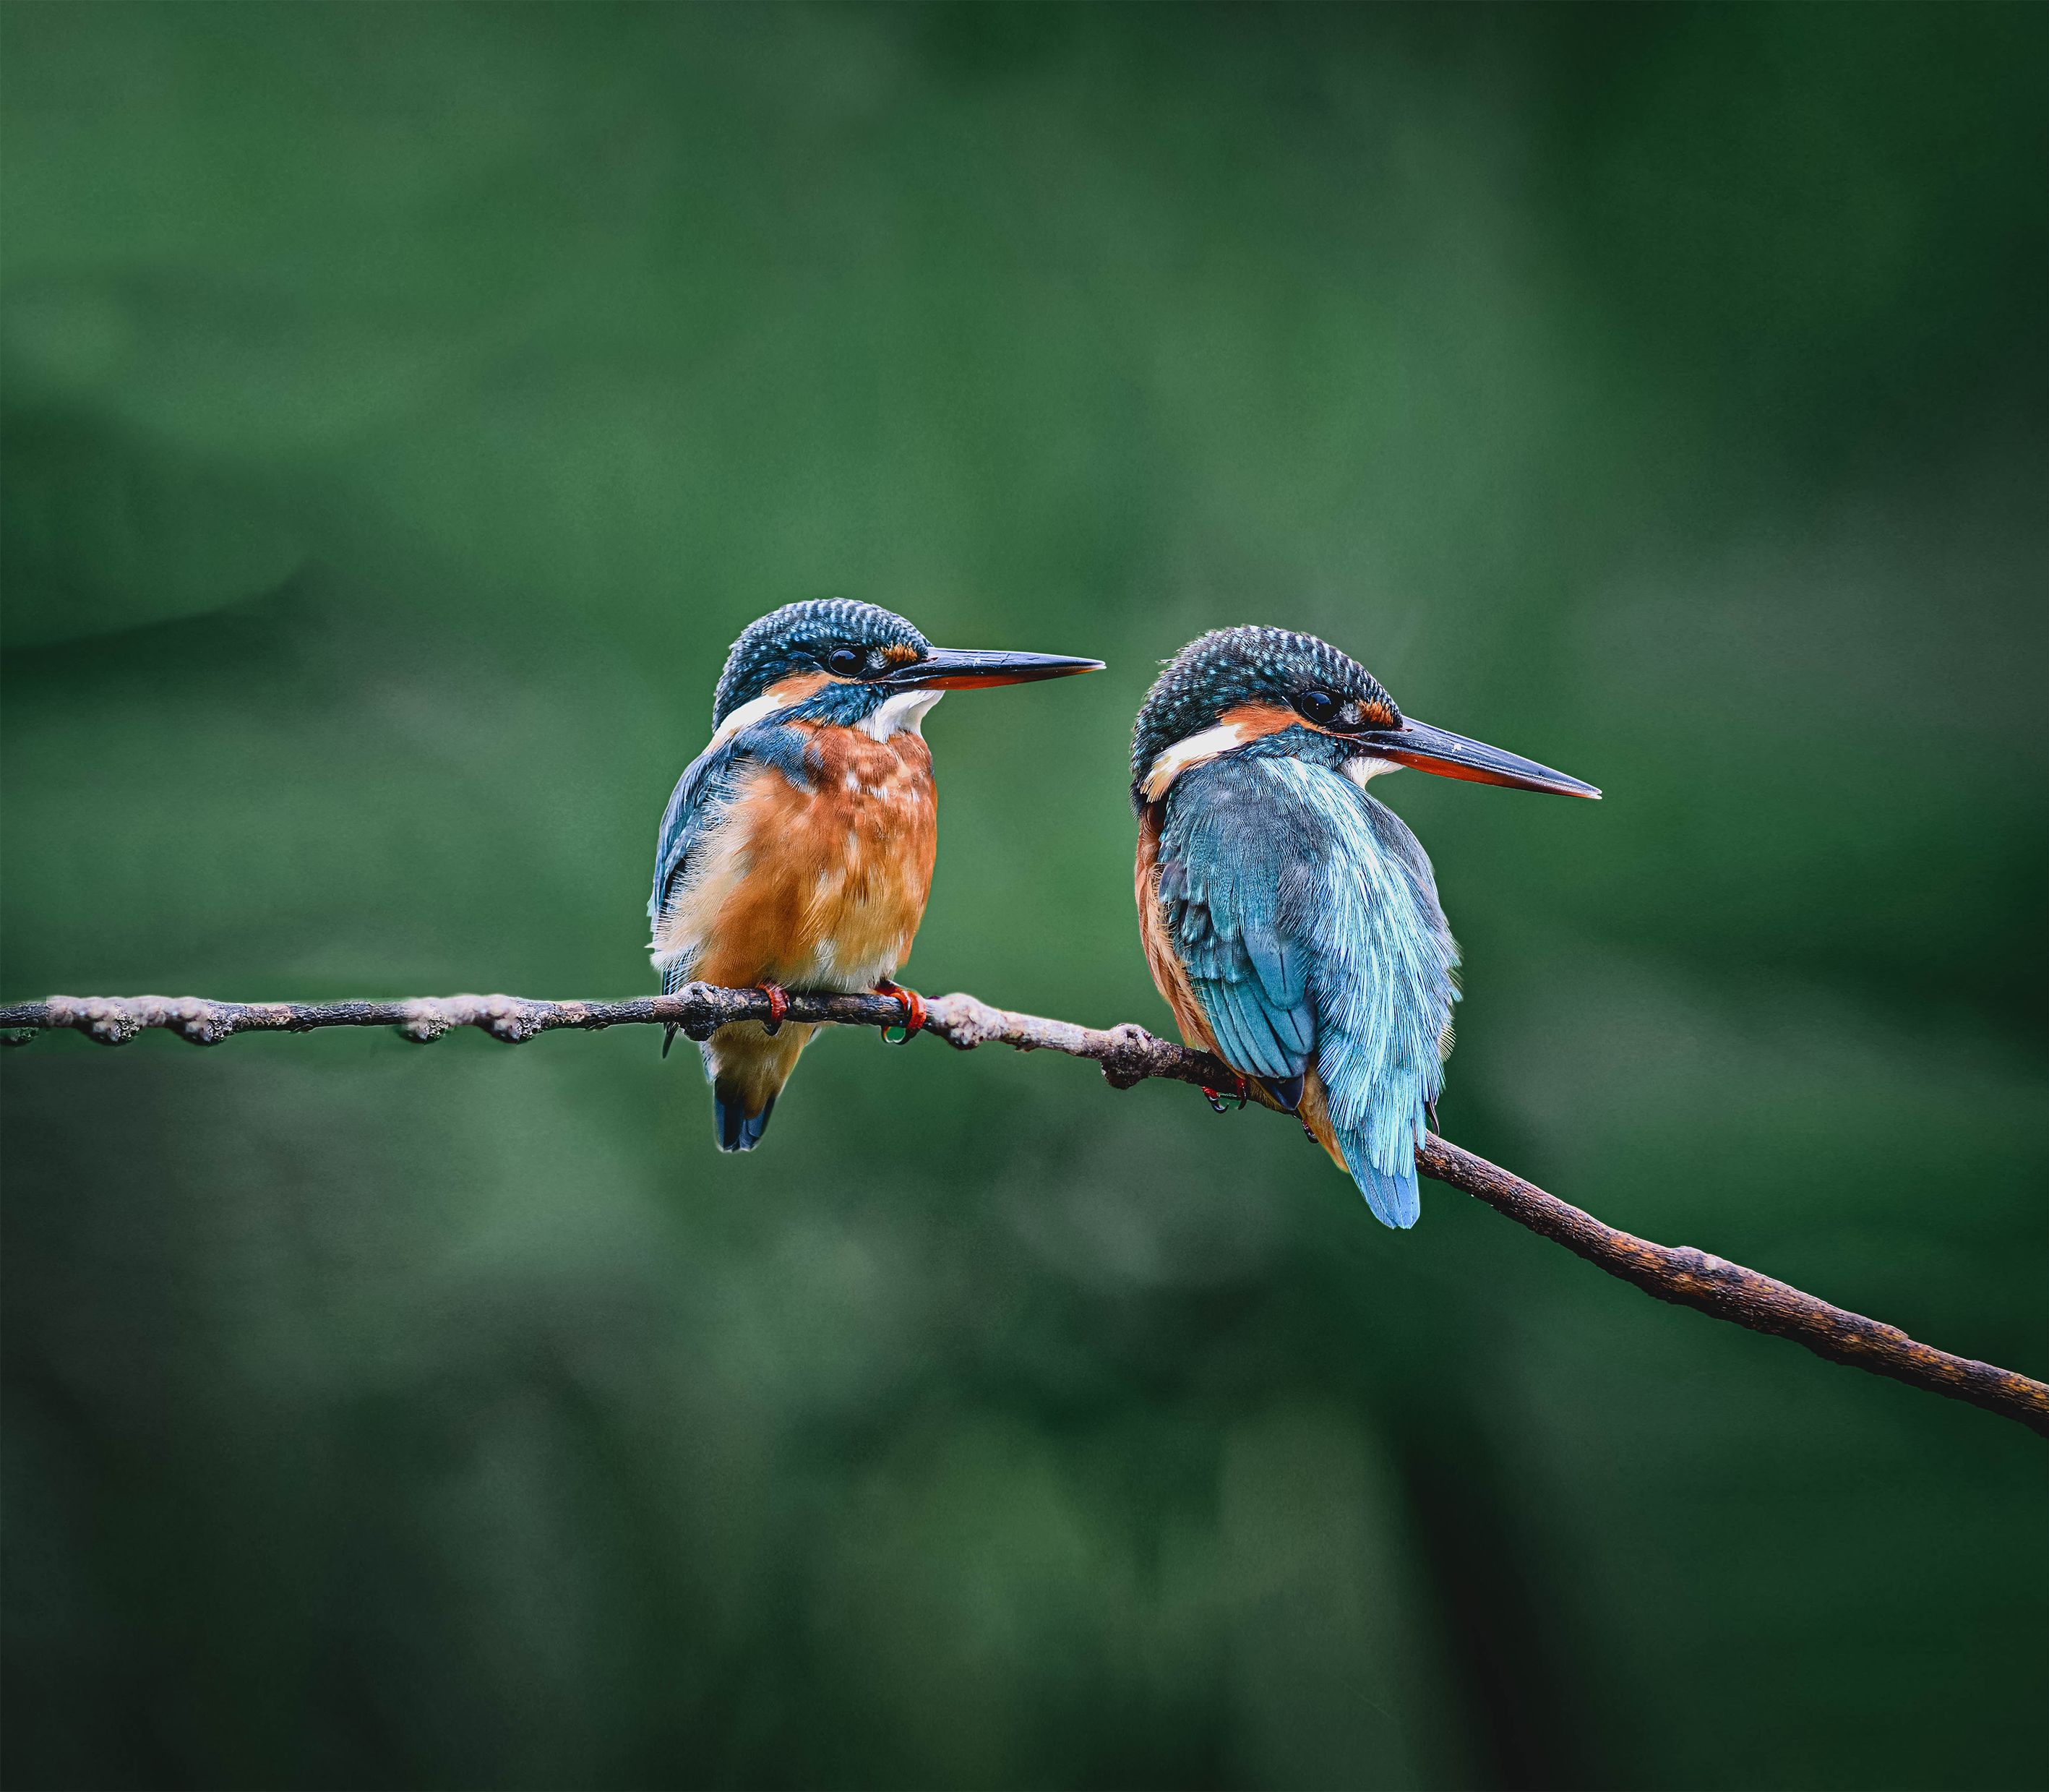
[5,986,2044,1440]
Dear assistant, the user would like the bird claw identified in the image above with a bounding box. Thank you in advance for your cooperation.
[756,983,791,1036]
[875,979,925,1045]
[1201,1073,1249,1114]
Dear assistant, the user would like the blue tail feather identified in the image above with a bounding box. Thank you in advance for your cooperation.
[1339,1132,1422,1229]
[713,1089,776,1153]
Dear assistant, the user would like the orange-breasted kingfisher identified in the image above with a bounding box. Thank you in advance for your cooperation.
[1130,626,1599,1227]
[650,599,1101,1152]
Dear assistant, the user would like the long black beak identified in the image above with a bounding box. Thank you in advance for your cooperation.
[885,647,1105,690]
[1358,717,1601,798]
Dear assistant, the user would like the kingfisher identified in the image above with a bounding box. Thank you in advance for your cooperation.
[650,599,1101,1152]
[1130,626,1599,1227]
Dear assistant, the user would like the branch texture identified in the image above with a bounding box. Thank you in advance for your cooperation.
[5,987,2043,1439]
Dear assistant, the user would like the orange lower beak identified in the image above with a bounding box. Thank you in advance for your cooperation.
[1360,719,1601,798]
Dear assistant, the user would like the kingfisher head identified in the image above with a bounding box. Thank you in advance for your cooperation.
[712,599,1102,739]
[1132,625,1599,809]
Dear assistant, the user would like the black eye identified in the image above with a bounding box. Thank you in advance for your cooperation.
[1296,689,1341,726]
[825,645,865,677]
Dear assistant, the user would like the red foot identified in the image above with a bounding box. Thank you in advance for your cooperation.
[1201,1073,1249,1113]
[756,982,791,1034]
[875,979,925,1042]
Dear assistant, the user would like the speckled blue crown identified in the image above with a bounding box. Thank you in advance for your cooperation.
[1131,626,1400,794]
[713,599,932,725]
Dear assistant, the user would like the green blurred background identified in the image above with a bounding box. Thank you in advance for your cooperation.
[3,4,2045,1787]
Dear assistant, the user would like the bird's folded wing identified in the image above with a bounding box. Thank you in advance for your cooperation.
[1156,761,1319,1082]
[1160,755,1460,1230]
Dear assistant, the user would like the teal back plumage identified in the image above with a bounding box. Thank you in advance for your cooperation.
[1156,749,1458,1227]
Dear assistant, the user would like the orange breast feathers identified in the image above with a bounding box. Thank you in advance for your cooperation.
[661,727,939,995]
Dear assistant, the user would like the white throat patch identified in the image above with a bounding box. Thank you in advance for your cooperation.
[861,688,944,741]
[1143,724,1401,802]
[1342,755,1403,787]
[708,687,788,749]
[710,684,945,747]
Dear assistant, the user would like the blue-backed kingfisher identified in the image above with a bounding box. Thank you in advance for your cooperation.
[650,599,1101,1151]
[1131,627,1599,1227]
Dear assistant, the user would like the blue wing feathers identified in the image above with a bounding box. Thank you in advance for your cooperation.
[648,739,741,933]
[1159,771,1321,1087]
[1160,756,1459,1229]
[1211,976,1295,1079]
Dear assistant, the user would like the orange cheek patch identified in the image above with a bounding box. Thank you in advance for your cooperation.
[764,670,831,704]
[1215,701,1300,742]
[1139,702,1301,802]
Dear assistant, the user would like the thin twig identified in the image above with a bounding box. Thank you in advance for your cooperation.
[4,987,2043,1439]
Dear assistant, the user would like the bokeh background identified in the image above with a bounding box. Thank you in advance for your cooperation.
[4,5,2045,1787]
